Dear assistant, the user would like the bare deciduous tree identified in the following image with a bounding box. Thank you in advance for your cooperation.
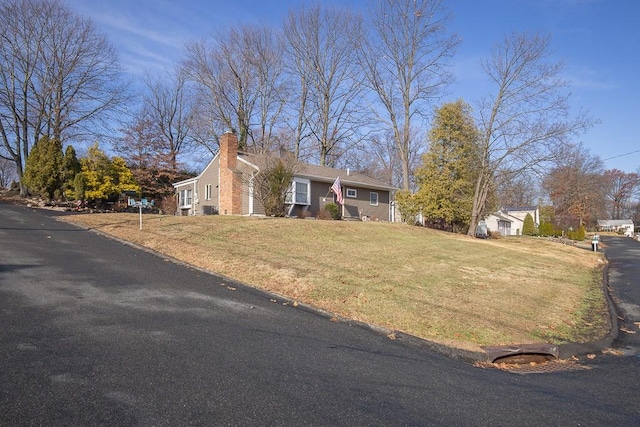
[467,31,594,236]
[358,0,458,190]
[283,4,368,167]
[249,27,288,153]
[345,131,422,189]
[496,171,542,208]
[0,157,17,188]
[183,24,286,153]
[144,69,196,171]
[113,107,166,170]
[114,106,194,201]
[0,0,127,195]
[543,143,605,228]
[344,133,399,187]
[604,169,639,220]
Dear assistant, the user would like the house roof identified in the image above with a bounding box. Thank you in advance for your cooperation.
[597,219,634,226]
[173,150,397,192]
[503,206,537,212]
[240,152,397,191]
[172,176,198,187]
[488,211,517,223]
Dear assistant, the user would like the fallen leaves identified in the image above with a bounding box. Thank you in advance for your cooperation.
[477,358,593,374]
[601,348,625,356]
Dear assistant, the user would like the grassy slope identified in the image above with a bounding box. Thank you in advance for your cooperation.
[61,213,611,352]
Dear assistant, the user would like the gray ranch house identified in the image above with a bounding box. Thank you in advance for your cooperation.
[172,131,397,221]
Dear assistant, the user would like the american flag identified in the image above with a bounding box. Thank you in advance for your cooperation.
[331,176,343,205]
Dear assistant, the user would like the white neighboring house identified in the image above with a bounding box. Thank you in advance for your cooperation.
[484,206,540,236]
[597,219,635,236]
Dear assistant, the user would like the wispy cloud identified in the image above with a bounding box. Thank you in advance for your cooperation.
[564,66,618,91]
[533,0,602,6]
[92,11,185,50]
[68,0,199,75]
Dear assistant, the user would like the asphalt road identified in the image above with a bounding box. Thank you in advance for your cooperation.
[1,203,639,426]
[601,235,640,350]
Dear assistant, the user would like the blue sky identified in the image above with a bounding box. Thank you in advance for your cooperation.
[67,0,639,173]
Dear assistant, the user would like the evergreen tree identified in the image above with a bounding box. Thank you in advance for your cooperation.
[22,136,63,199]
[522,213,536,236]
[74,173,86,201]
[414,100,480,232]
[61,145,82,199]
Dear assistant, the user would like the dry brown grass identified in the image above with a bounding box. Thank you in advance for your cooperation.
[60,213,610,352]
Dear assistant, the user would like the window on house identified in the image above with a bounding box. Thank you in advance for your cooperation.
[205,184,212,200]
[346,188,357,198]
[285,177,310,205]
[370,192,378,206]
[295,181,308,204]
[180,189,192,207]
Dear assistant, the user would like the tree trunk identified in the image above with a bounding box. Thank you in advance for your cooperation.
[468,171,489,237]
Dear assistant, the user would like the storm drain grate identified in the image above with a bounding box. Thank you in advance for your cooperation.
[493,359,592,375]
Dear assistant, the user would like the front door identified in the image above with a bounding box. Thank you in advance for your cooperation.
[498,220,511,236]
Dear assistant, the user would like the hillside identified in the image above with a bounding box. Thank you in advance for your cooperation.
[59,213,610,353]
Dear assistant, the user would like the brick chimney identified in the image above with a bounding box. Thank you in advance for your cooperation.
[219,131,242,215]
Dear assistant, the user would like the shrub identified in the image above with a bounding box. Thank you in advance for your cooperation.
[566,225,586,241]
[538,220,554,237]
[324,202,340,220]
[395,190,421,225]
[299,209,312,219]
[248,156,297,217]
[317,209,332,220]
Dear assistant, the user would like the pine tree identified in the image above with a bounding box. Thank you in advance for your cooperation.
[522,213,536,236]
[22,136,63,199]
[61,145,81,199]
[74,173,86,201]
[414,100,480,232]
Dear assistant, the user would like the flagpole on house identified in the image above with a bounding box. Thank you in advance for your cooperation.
[330,176,343,218]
